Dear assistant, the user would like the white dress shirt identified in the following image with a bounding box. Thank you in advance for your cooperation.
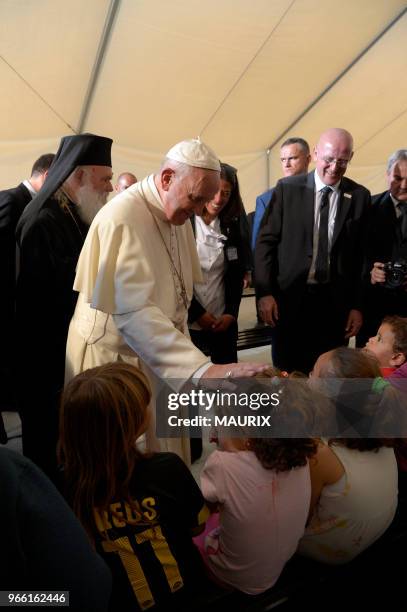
[22,179,36,198]
[190,215,227,330]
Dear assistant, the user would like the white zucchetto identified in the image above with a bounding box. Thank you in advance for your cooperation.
[165,138,220,172]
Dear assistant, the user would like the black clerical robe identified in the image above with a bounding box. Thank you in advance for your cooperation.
[15,196,88,478]
[0,182,32,411]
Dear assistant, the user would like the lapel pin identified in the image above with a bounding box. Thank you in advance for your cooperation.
[344,193,352,199]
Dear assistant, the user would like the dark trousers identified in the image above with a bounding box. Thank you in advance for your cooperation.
[271,285,348,375]
[18,378,61,484]
[189,322,238,462]
[189,321,238,364]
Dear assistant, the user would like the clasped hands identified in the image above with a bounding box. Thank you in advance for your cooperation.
[197,312,235,333]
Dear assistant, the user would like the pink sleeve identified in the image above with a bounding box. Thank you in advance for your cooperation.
[200,451,226,504]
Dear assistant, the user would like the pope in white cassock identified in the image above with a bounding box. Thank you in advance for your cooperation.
[65,139,265,462]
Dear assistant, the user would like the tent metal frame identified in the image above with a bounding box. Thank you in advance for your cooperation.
[265,7,407,154]
[77,0,122,134]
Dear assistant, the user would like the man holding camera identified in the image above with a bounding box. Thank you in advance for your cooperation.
[357,149,407,346]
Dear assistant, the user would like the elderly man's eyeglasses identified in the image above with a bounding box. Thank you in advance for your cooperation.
[320,156,351,168]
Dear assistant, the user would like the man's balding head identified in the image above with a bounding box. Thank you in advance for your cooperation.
[314,128,354,186]
[115,172,137,193]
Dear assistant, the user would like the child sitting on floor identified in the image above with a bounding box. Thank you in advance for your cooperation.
[299,347,398,565]
[195,372,319,595]
[364,315,407,377]
[59,362,209,612]
[364,315,407,497]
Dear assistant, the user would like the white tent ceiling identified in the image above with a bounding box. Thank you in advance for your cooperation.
[0,0,406,210]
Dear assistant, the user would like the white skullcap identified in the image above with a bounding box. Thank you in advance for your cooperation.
[165,138,220,172]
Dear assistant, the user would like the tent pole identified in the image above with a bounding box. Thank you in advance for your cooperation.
[265,7,407,152]
[266,149,271,189]
[77,0,121,133]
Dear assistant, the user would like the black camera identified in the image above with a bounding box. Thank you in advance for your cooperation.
[383,260,407,289]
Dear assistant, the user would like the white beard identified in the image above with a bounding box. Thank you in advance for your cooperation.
[75,183,107,225]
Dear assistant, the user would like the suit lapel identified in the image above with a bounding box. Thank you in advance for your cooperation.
[381,192,398,244]
[303,172,315,249]
[332,179,352,246]
[382,193,397,221]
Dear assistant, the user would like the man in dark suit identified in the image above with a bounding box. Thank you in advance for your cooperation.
[251,137,311,250]
[357,149,407,347]
[255,128,370,374]
[0,153,54,412]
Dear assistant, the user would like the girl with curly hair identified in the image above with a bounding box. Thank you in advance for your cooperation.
[195,370,318,594]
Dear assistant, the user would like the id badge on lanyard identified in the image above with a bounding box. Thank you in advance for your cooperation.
[226,246,238,261]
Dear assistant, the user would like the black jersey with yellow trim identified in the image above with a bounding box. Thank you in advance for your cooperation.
[94,452,208,611]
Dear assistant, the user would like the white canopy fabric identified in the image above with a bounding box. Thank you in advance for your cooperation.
[0,0,406,209]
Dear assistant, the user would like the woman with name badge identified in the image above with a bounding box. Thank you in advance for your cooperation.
[188,162,250,365]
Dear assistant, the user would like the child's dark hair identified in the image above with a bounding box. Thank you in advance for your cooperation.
[248,438,318,471]
[383,315,407,357]
[58,362,152,540]
[248,368,318,471]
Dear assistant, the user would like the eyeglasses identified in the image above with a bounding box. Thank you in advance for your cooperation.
[320,156,351,168]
